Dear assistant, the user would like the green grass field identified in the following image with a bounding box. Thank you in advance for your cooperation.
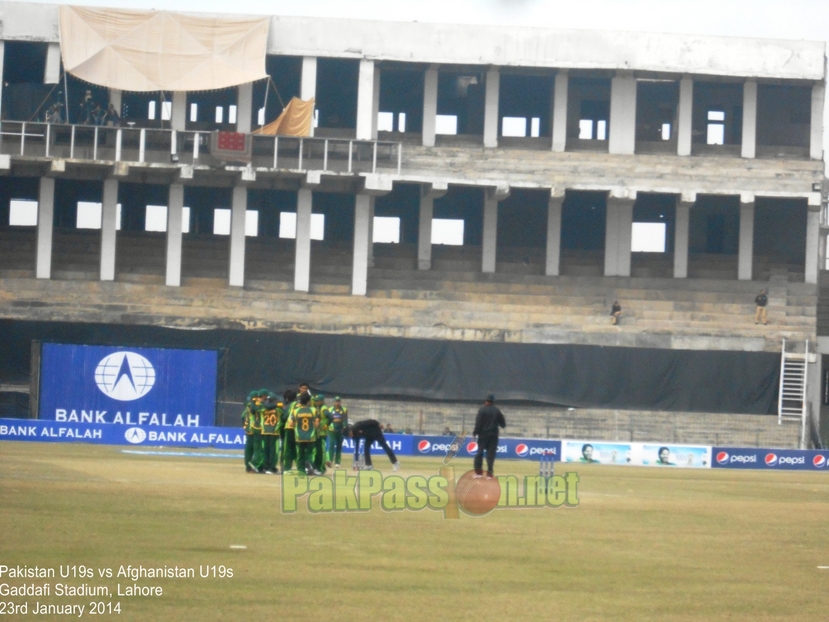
[1,441,828,621]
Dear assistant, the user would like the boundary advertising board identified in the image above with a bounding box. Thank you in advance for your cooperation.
[38,344,218,427]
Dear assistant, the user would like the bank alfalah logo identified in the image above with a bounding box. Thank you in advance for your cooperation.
[94,352,156,401]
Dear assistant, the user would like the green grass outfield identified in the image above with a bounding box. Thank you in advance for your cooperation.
[1,441,828,621]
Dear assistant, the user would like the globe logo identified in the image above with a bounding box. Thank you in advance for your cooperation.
[124,427,147,444]
[94,352,156,401]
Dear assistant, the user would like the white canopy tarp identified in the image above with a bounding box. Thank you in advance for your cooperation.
[59,6,269,92]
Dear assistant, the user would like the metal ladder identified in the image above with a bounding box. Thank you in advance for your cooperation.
[778,338,809,446]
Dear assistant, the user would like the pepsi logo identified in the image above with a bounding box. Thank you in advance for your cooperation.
[813,455,826,468]
[515,444,529,457]
[764,453,778,467]
[716,451,729,465]
[466,441,478,454]
[417,440,431,453]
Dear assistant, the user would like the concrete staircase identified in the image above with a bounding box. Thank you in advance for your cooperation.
[0,231,816,352]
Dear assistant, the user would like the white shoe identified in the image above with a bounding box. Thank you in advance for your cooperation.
[334,464,341,468]
[393,461,400,472]
[473,473,483,479]
[363,465,374,470]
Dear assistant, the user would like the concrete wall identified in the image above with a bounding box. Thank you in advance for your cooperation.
[0,1,824,80]
[216,397,802,448]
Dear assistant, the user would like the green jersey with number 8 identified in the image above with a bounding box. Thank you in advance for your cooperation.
[293,406,317,443]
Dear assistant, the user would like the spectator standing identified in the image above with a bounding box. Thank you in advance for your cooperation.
[105,103,121,127]
[754,290,768,325]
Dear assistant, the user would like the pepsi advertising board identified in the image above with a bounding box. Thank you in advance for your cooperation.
[38,344,218,427]
[712,447,829,471]
[413,436,560,460]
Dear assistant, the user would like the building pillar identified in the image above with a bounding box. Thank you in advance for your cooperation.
[356,59,376,140]
[172,91,187,131]
[738,197,755,281]
[609,72,637,155]
[301,56,317,136]
[552,71,568,152]
[810,83,825,161]
[301,57,317,100]
[165,184,184,287]
[482,195,498,273]
[294,188,313,292]
[418,190,433,271]
[545,191,564,276]
[0,42,5,120]
[483,68,500,148]
[228,186,247,287]
[604,194,635,277]
[237,83,253,134]
[100,179,119,281]
[807,352,821,449]
[418,183,447,270]
[741,80,757,159]
[371,66,381,139]
[677,75,693,156]
[422,66,439,147]
[805,201,821,285]
[36,177,55,279]
[44,43,61,84]
[368,198,376,267]
[109,89,122,115]
[673,193,694,279]
[482,185,509,273]
[352,194,373,296]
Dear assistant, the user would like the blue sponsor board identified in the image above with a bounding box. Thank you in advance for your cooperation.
[412,435,560,460]
[39,343,218,427]
[0,418,244,449]
[0,421,561,460]
[563,441,711,468]
[712,447,829,471]
[341,434,414,458]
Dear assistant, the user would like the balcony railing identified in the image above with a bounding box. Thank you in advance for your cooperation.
[0,121,402,175]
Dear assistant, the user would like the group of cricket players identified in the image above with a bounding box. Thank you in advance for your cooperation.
[241,382,348,475]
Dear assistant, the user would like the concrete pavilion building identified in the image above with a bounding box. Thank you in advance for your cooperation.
[0,2,827,447]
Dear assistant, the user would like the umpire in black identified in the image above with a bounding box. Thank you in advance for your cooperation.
[344,419,400,471]
[473,394,506,478]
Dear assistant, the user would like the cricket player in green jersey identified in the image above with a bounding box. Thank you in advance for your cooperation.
[312,394,331,473]
[293,393,319,475]
[279,389,296,472]
[327,396,348,467]
[261,394,282,474]
[243,390,267,473]
[242,393,257,473]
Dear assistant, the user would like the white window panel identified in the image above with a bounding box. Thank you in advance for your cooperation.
[431,218,464,246]
[9,199,37,226]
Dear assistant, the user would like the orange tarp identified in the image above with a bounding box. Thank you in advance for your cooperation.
[253,97,314,137]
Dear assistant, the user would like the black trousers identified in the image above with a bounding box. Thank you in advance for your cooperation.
[359,432,397,467]
[474,434,499,475]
